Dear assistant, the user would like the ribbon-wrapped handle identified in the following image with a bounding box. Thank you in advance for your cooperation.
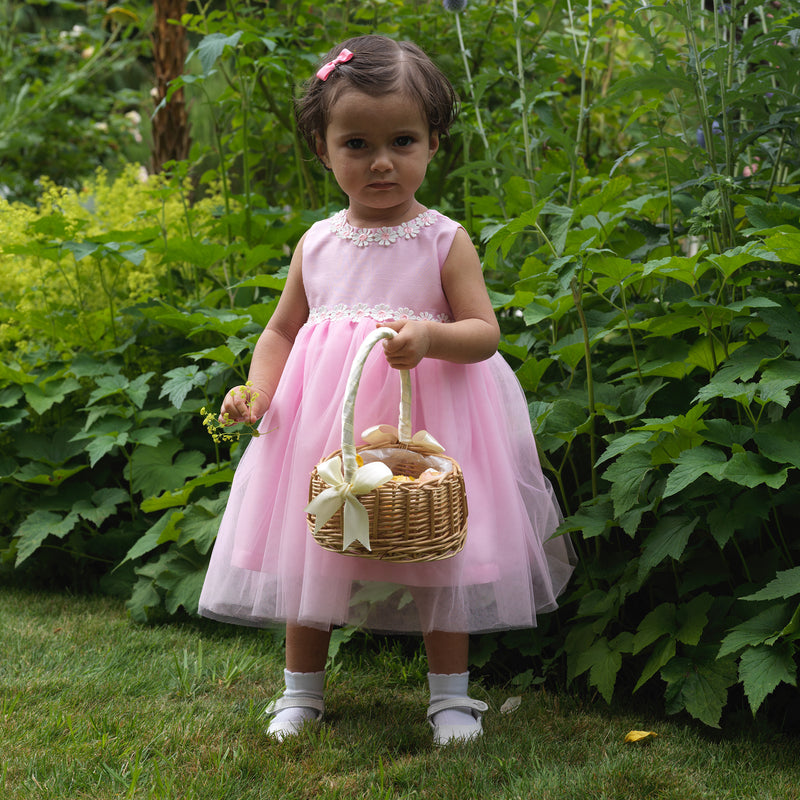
[305,327,416,551]
[339,327,412,482]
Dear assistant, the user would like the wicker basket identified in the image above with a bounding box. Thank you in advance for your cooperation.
[306,327,468,562]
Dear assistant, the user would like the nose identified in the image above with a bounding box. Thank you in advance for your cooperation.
[370,148,392,173]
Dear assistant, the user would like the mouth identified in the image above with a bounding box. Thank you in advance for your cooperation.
[368,182,395,189]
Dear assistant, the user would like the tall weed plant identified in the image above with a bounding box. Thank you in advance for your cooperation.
[0,0,799,729]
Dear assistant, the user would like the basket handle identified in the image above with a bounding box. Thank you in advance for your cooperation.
[341,327,411,482]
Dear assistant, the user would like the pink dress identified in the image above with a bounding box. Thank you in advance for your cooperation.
[198,209,575,634]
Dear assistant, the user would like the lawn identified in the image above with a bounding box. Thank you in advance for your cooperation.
[1,587,798,799]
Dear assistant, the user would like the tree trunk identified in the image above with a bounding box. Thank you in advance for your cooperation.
[151,0,190,173]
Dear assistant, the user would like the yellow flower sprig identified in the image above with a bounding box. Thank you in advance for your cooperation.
[201,382,262,443]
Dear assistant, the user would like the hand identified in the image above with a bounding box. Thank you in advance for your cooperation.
[219,384,270,425]
[380,319,431,370]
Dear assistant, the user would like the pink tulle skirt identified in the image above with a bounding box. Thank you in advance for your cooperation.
[198,319,574,634]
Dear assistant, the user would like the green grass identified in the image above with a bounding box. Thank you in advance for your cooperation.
[1,587,799,800]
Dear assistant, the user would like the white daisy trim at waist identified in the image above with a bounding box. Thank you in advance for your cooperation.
[307,304,453,324]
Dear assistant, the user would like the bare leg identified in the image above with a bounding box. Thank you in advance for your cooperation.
[423,630,469,674]
[285,623,332,672]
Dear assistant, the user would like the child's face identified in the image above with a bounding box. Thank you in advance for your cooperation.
[315,89,439,224]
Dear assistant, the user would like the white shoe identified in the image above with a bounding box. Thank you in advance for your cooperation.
[264,694,325,741]
[427,697,488,746]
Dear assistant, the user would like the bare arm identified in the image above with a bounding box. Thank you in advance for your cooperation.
[220,235,309,423]
[381,227,499,370]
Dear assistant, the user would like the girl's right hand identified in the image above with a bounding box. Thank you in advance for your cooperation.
[219,384,270,425]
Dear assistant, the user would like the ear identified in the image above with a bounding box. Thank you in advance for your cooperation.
[315,133,331,168]
[427,131,440,163]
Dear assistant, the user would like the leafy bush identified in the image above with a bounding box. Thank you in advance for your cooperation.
[0,1,149,204]
[1,0,799,729]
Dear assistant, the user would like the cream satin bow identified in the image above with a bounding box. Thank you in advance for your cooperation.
[305,456,393,551]
[361,424,445,454]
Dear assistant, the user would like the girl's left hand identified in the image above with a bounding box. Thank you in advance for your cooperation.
[380,319,431,370]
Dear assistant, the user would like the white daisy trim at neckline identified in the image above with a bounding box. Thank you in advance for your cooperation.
[329,209,438,247]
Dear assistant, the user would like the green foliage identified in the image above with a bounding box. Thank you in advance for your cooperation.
[0,1,150,204]
[1,0,799,731]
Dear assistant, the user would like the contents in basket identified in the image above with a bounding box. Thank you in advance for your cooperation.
[389,468,443,484]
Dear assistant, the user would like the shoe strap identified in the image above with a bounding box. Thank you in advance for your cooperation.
[265,693,325,717]
[427,697,489,720]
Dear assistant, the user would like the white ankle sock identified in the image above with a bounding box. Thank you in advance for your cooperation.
[427,671,477,727]
[267,669,325,737]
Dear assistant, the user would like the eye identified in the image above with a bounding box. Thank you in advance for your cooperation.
[394,135,414,147]
[345,138,366,150]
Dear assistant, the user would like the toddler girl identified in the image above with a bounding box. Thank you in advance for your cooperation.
[198,34,574,745]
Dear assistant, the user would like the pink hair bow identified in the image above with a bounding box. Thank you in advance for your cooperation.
[316,48,354,81]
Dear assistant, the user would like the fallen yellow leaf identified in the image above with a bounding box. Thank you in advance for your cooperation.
[624,730,658,743]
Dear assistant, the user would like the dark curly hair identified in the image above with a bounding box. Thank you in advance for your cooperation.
[295,35,458,160]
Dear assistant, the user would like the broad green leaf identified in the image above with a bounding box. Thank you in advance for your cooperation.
[191,31,244,76]
[604,448,655,517]
[13,462,87,487]
[23,377,81,415]
[676,593,714,646]
[588,254,637,284]
[558,501,613,540]
[663,446,727,498]
[86,374,130,406]
[633,603,678,654]
[727,297,781,312]
[189,336,253,366]
[762,231,800,266]
[126,373,154,409]
[687,336,730,373]
[140,467,235,512]
[758,360,800,408]
[718,604,792,657]
[127,441,206,498]
[522,301,553,326]
[596,431,653,467]
[72,416,134,440]
[642,253,704,286]
[602,380,664,424]
[62,240,99,261]
[715,341,782,382]
[233,273,287,292]
[703,419,753,448]
[15,509,80,566]
[638,516,698,579]
[575,637,622,704]
[706,244,779,278]
[742,567,800,602]
[125,578,162,624]
[515,357,553,393]
[165,569,206,616]
[539,399,590,440]
[721,452,788,489]
[632,312,699,337]
[633,404,709,435]
[739,643,798,714]
[755,418,800,469]
[128,426,170,448]
[85,432,130,468]
[662,653,738,728]
[72,488,129,527]
[178,496,228,554]
[120,511,184,565]
[760,302,800,358]
[694,378,756,405]
[634,637,676,693]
